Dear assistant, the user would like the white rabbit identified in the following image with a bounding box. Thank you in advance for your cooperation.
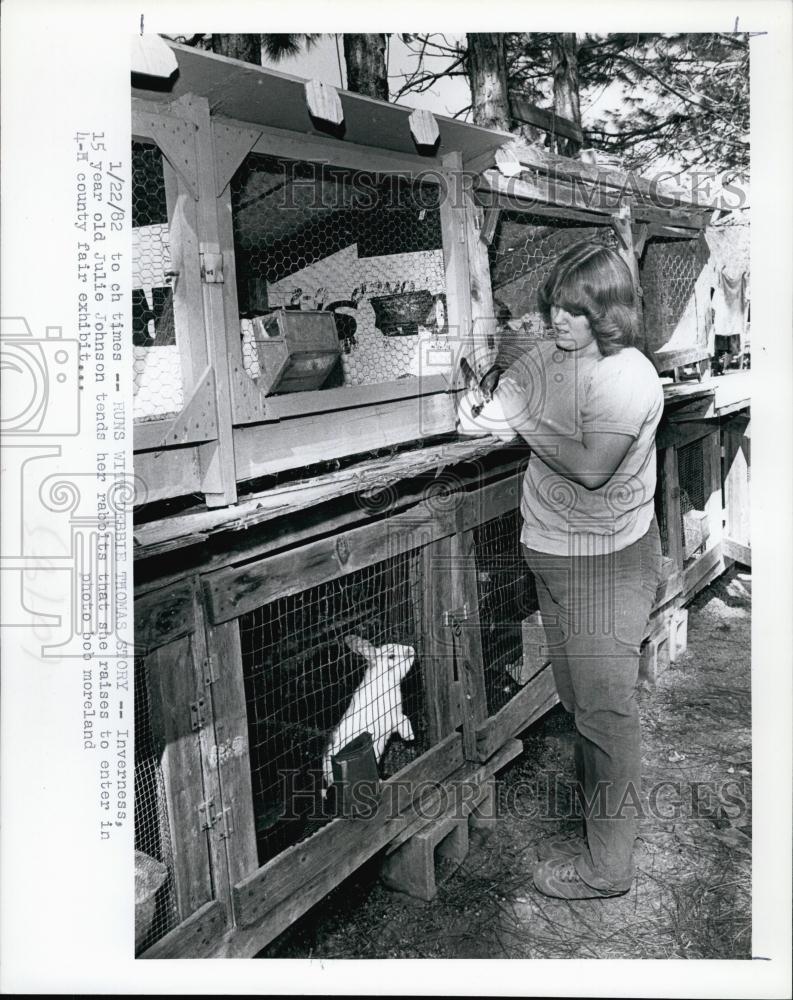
[320,635,416,795]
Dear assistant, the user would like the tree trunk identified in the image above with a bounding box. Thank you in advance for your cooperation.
[211,34,262,65]
[466,34,512,131]
[551,33,581,156]
[343,34,388,100]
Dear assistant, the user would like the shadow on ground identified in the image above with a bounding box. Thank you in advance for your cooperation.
[258,566,751,960]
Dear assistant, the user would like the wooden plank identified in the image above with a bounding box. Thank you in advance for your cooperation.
[146,637,214,919]
[188,599,235,935]
[203,500,456,624]
[206,620,260,889]
[133,446,202,505]
[440,153,474,367]
[656,417,716,451]
[386,737,523,854]
[459,470,524,530]
[477,169,706,230]
[509,93,584,145]
[138,900,227,960]
[465,187,498,370]
[232,392,457,484]
[232,732,464,929]
[265,375,450,421]
[501,139,729,213]
[723,416,750,549]
[241,118,447,181]
[411,537,459,743]
[450,523,488,760]
[703,428,724,550]
[175,94,238,508]
[476,663,558,761]
[682,542,725,601]
[661,445,684,571]
[304,78,344,126]
[610,202,646,349]
[722,538,751,566]
[135,578,196,653]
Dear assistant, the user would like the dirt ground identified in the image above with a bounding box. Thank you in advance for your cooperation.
[259,565,752,960]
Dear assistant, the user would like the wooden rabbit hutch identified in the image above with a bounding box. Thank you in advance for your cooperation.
[132,42,750,957]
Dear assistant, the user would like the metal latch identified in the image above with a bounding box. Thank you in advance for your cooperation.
[200,244,224,284]
[443,603,470,635]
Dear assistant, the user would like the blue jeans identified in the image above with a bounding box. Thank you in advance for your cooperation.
[523,517,663,891]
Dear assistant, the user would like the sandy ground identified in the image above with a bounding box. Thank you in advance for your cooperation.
[259,565,752,960]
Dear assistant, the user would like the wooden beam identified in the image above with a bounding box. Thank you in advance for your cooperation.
[202,500,456,624]
[206,620,260,890]
[232,391,457,483]
[509,92,584,145]
[412,537,460,743]
[174,94,238,508]
[480,207,501,247]
[145,638,214,920]
[232,733,465,930]
[138,900,227,959]
[135,578,196,653]
[212,120,262,197]
[440,153,474,362]
[477,169,706,230]
[450,519,489,760]
[661,444,684,571]
[476,663,558,761]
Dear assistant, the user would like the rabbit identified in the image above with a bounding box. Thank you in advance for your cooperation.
[320,634,416,796]
[459,356,503,418]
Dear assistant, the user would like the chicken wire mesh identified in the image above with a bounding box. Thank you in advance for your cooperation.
[131,140,184,422]
[473,508,540,716]
[230,152,451,390]
[639,237,710,355]
[134,655,179,954]
[678,438,709,563]
[238,549,427,865]
[486,212,618,369]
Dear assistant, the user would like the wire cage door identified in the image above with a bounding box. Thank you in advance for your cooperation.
[236,545,432,867]
[228,149,451,394]
[131,139,185,422]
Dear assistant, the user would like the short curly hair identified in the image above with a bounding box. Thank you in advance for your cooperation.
[537,241,639,356]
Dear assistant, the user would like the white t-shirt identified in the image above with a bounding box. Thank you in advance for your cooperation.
[503,339,664,556]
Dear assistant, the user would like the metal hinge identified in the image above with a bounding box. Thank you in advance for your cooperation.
[190,696,207,731]
[200,244,224,283]
[202,654,217,687]
[198,799,234,839]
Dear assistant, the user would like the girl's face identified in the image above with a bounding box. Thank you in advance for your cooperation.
[550,304,595,352]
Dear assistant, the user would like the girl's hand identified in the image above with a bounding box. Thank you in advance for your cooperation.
[495,377,530,431]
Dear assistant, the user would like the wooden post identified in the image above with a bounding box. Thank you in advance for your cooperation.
[204,619,260,907]
[450,514,488,762]
[174,94,238,508]
[722,414,751,560]
[610,202,646,352]
[413,536,460,743]
[440,152,474,377]
[703,427,724,551]
[662,444,684,571]
[145,635,214,919]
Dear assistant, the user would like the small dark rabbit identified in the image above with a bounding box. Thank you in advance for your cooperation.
[459,356,503,418]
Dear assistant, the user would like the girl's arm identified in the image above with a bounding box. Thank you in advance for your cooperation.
[497,378,633,490]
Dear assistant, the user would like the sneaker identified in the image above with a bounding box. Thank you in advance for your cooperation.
[536,832,586,862]
[533,856,630,900]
